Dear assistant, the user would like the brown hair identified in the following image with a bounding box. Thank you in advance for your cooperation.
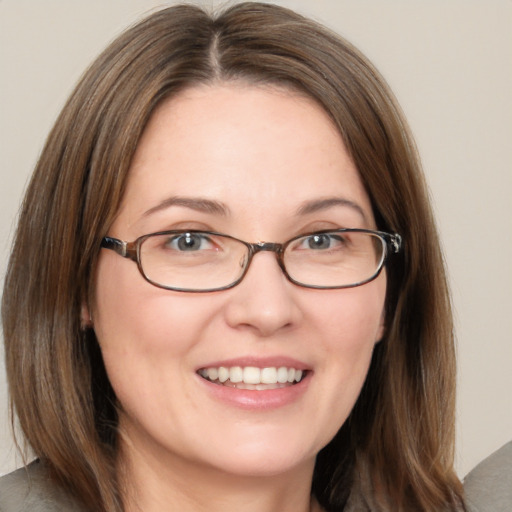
[2,3,464,511]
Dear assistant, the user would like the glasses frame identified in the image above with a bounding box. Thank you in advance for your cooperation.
[101,228,402,293]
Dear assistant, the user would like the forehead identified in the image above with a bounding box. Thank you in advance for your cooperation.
[116,83,374,233]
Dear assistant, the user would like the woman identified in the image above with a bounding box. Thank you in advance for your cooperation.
[1,3,465,511]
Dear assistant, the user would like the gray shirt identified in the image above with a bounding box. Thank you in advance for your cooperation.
[0,461,85,512]
[1,442,511,511]
[464,441,512,512]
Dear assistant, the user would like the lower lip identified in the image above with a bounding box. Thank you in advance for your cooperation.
[197,373,311,410]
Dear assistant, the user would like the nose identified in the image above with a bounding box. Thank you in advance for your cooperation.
[223,251,303,337]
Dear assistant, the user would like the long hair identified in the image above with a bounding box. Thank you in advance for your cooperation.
[2,3,464,510]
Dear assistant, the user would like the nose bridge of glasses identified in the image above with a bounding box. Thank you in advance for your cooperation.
[244,241,287,275]
[238,241,287,287]
[252,241,283,254]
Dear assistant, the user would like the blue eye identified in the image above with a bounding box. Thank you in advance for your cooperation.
[166,233,214,251]
[301,233,344,250]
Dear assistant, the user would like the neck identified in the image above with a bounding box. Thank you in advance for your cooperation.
[118,434,321,512]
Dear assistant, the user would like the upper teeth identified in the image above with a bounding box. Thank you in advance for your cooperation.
[198,366,304,385]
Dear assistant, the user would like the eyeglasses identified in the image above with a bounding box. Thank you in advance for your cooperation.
[101,229,402,292]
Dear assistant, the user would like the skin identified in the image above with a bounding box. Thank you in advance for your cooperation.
[89,83,387,512]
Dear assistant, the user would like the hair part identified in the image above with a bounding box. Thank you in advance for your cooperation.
[2,3,464,510]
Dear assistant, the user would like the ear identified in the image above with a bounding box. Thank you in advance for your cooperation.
[81,302,93,329]
[375,308,386,343]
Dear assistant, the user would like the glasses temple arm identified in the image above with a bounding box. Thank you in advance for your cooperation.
[101,237,129,257]
[388,233,402,254]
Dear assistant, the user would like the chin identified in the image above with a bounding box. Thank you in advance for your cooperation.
[207,452,315,479]
[193,430,321,479]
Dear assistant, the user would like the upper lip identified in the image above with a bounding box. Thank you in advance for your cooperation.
[196,356,311,372]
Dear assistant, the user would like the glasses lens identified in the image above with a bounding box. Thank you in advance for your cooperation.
[139,232,248,291]
[137,230,387,291]
[283,231,385,288]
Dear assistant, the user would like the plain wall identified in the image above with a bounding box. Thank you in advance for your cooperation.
[1,0,511,478]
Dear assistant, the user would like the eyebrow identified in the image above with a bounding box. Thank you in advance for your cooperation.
[142,196,230,217]
[142,195,367,222]
[295,197,368,222]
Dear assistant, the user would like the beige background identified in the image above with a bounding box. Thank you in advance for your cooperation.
[1,0,511,478]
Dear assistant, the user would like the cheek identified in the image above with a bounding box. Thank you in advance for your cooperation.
[320,303,381,394]
[95,254,198,343]
[305,279,386,416]
[91,255,217,393]
[309,277,386,350]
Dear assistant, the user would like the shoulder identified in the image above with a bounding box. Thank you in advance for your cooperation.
[464,441,512,512]
[0,460,86,512]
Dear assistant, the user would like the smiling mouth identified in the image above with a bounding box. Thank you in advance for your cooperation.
[197,366,307,390]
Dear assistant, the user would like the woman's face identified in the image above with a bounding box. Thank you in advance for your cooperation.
[91,84,386,479]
